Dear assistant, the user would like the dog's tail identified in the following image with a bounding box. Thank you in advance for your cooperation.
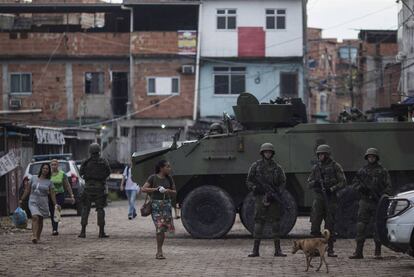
[322,229,330,242]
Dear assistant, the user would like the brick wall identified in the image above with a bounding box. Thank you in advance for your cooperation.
[379,63,401,107]
[72,63,130,119]
[307,28,341,121]
[0,33,130,57]
[2,62,132,121]
[6,63,67,120]
[30,0,102,3]
[363,42,398,57]
[0,65,2,109]
[359,40,399,110]
[131,32,179,55]
[0,29,196,122]
[133,59,194,119]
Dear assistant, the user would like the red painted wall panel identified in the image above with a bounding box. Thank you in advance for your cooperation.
[238,27,265,57]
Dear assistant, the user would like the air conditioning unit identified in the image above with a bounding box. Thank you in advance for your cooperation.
[181,65,195,75]
[396,51,407,62]
[9,98,22,110]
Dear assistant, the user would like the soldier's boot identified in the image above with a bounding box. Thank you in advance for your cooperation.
[327,240,338,258]
[274,240,287,257]
[349,241,364,259]
[97,206,108,238]
[98,225,109,238]
[248,240,261,257]
[374,241,382,259]
[78,225,86,238]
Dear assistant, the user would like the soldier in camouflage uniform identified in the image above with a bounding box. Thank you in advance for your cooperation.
[308,144,346,257]
[78,143,111,238]
[349,148,392,259]
[246,143,287,257]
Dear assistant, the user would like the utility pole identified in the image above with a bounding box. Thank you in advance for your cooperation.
[348,42,355,108]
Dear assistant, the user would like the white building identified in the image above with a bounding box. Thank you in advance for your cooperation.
[397,0,414,97]
[198,0,307,117]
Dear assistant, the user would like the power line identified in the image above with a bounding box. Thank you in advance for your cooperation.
[266,3,397,50]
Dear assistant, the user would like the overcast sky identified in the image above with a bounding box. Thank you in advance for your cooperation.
[308,0,400,40]
[107,0,399,40]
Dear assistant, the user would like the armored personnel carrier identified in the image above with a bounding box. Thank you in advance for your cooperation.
[132,93,414,239]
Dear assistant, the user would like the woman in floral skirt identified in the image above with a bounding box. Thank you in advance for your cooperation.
[142,160,176,259]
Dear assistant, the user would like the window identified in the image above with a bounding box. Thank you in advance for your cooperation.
[214,67,246,95]
[147,77,180,95]
[217,9,237,30]
[85,72,104,94]
[10,73,32,94]
[121,127,129,137]
[338,47,358,64]
[280,72,298,98]
[266,9,286,30]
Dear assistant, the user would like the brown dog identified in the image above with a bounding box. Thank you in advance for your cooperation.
[292,229,330,273]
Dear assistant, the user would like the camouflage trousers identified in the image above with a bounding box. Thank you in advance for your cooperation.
[356,199,379,243]
[253,195,281,240]
[310,196,337,237]
[80,186,107,227]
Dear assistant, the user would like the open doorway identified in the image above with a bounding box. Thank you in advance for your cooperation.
[111,72,128,116]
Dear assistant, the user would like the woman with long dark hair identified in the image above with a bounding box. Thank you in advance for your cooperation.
[142,160,177,259]
[20,163,59,243]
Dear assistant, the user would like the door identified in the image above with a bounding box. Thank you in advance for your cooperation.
[111,72,128,116]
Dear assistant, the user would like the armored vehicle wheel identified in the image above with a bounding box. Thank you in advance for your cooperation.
[335,187,358,238]
[181,186,236,238]
[240,190,297,238]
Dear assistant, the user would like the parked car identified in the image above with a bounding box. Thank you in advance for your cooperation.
[22,153,85,215]
[376,190,414,257]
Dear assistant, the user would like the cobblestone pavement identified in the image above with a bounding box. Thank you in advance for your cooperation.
[1,201,413,277]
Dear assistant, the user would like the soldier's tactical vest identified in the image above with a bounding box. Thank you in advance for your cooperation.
[360,164,388,200]
[83,158,109,182]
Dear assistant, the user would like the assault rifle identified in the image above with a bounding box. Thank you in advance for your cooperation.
[355,173,381,202]
[253,175,288,209]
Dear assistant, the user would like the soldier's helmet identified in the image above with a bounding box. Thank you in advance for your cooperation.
[89,143,101,154]
[364,148,379,160]
[260,143,275,155]
[209,123,224,134]
[316,144,331,155]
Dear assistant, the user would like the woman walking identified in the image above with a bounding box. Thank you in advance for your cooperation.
[142,160,176,259]
[49,159,75,235]
[20,163,59,243]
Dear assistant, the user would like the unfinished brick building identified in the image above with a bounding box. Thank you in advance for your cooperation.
[0,0,199,161]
